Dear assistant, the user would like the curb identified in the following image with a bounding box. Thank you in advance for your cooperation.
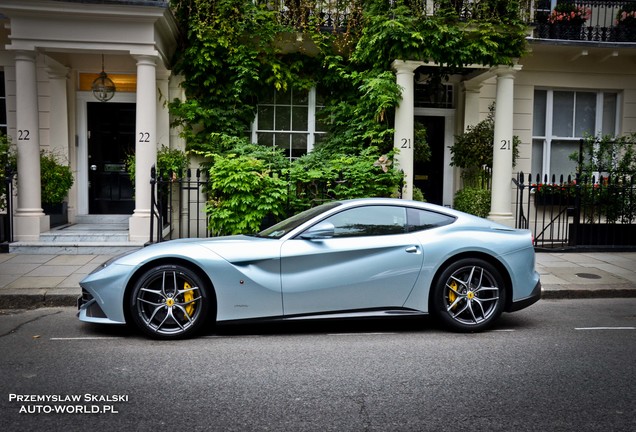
[0,294,79,310]
[541,289,636,299]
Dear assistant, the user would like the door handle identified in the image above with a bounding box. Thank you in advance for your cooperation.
[405,246,420,254]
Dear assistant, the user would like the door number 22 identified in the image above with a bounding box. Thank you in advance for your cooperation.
[18,129,30,140]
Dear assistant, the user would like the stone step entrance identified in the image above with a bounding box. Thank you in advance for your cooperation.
[9,215,145,255]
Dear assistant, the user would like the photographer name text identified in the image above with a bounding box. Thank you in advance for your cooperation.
[8,393,128,414]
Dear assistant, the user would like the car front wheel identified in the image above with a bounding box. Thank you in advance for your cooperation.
[432,258,506,332]
[129,264,211,339]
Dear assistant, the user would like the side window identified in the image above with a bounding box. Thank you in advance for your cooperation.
[407,208,455,232]
[324,206,407,238]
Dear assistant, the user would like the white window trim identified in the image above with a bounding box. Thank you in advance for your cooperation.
[251,86,323,159]
[534,88,621,177]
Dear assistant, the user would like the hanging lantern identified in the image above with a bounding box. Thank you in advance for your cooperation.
[92,55,116,102]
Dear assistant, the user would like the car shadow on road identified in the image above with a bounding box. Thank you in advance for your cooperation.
[79,312,534,339]
[212,315,442,336]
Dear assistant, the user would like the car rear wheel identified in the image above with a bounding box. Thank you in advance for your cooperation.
[129,264,211,339]
[432,258,506,332]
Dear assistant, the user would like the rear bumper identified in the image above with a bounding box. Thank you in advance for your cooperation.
[507,280,542,312]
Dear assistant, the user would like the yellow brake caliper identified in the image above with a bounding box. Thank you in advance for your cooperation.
[448,280,458,309]
[183,282,195,317]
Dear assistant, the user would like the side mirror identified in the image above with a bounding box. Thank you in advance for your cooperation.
[299,222,335,240]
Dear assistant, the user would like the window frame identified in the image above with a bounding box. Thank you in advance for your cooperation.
[321,205,408,238]
[532,88,621,178]
[251,86,325,160]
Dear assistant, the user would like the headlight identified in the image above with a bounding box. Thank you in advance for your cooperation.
[88,250,137,275]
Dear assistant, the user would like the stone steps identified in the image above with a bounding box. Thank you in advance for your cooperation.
[9,215,145,255]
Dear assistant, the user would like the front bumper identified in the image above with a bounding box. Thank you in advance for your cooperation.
[77,288,123,324]
[76,262,132,325]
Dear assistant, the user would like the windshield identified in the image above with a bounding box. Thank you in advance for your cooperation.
[257,201,342,239]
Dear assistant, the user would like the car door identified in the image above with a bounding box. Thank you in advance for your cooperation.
[280,205,424,316]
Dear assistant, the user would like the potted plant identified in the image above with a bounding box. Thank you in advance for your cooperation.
[532,181,575,207]
[614,4,636,42]
[548,2,591,40]
[40,150,74,227]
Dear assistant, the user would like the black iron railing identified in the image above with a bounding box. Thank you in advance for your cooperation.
[532,0,636,42]
[1,164,14,248]
[515,171,636,250]
[257,1,636,41]
[257,0,361,32]
[150,166,210,243]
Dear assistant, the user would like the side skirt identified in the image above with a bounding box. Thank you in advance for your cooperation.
[217,308,428,326]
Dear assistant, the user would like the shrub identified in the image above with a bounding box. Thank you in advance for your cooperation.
[0,133,17,211]
[40,150,74,205]
[203,144,404,235]
[206,150,289,236]
[126,146,189,184]
[453,187,491,218]
[450,104,519,187]
[574,134,636,223]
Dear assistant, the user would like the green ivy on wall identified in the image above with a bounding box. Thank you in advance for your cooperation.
[168,0,529,232]
[170,0,527,154]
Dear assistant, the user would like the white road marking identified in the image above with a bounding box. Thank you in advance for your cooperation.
[50,337,121,340]
[575,327,635,331]
[328,332,396,336]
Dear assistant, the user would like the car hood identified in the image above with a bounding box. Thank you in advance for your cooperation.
[115,235,279,266]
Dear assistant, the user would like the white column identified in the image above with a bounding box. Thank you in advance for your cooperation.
[156,69,170,149]
[47,66,70,158]
[488,66,519,226]
[392,60,419,200]
[47,65,75,224]
[462,81,482,130]
[14,51,48,241]
[129,55,158,242]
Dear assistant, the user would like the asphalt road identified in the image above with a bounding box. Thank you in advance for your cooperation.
[1,299,635,432]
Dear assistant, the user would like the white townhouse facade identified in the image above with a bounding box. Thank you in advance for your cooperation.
[0,0,182,243]
[1,0,635,247]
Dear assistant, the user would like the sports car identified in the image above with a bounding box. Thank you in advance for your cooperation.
[78,198,541,339]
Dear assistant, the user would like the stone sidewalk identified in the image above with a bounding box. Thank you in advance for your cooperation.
[0,251,635,309]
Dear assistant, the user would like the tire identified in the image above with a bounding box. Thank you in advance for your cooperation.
[129,264,211,339]
[432,258,506,332]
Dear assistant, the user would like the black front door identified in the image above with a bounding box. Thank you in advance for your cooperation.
[87,102,135,214]
[414,116,445,205]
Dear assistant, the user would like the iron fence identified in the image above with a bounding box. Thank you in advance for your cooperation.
[515,172,636,250]
[532,0,636,42]
[1,164,14,248]
[148,165,385,242]
[150,166,210,243]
